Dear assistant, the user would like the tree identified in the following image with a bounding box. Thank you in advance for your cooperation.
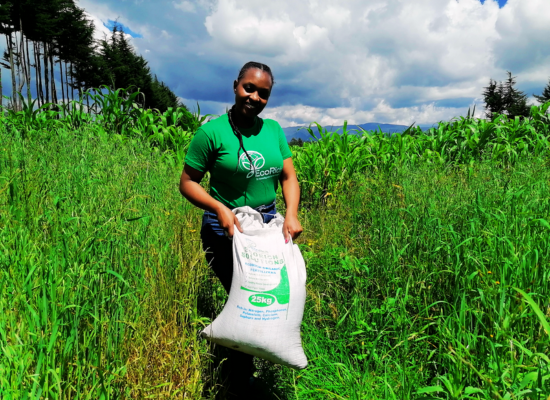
[0,0,18,109]
[151,75,181,112]
[289,138,304,147]
[482,79,504,120]
[97,22,180,111]
[57,3,97,102]
[483,71,530,120]
[0,1,181,111]
[534,79,550,105]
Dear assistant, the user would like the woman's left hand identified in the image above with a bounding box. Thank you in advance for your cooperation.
[279,158,302,243]
[283,214,303,243]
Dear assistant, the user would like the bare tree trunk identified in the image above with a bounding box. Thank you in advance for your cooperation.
[34,42,44,106]
[15,30,24,102]
[7,34,17,110]
[59,59,65,105]
[70,64,73,102]
[25,38,32,104]
[17,20,31,105]
[65,61,70,101]
[33,42,40,106]
[20,17,31,104]
[18,35,28,105]
[44,42,50,103]
[49,49,57,105]
[71,65,76,102]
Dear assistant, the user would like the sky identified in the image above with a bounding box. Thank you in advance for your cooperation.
[6,0,550,127]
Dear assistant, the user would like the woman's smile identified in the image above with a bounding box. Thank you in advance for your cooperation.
[233,68,273,126]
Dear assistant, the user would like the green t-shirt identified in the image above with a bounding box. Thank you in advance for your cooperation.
[185,114,292,209]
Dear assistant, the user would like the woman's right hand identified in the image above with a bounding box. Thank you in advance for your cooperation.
[215,204,243,238]
[180,165,243,237]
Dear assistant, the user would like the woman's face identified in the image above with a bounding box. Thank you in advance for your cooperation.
[233,68,273,120]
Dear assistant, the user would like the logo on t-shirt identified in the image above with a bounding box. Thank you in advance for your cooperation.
[239,151,281,180]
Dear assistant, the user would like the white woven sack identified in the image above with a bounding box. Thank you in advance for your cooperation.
[201,206,308,370]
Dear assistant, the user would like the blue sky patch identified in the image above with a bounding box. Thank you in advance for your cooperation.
[480,0,507,7]
[103,19,142,38]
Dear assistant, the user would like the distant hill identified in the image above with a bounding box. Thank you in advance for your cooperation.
[283,122,434,142]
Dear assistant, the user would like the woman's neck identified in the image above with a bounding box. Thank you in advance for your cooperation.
[231,108,256,129]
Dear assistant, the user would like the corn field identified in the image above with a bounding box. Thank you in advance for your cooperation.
[292,105,550,204]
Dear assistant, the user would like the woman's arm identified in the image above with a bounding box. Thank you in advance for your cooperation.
[279,158,303,242]
[179,164,242,237]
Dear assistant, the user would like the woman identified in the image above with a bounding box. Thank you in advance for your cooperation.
[179,61,302,397]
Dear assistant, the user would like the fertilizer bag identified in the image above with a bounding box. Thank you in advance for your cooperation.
[201,206,308,369]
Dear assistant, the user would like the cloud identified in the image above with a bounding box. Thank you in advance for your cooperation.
[493,0,550,74]
[24,0,548,126]
[205,0,299,57]
[203,0,501,105]
[173,1,196,13]
[103,19,143,38]
[78,0,190,71]
[262,100,479,128]
[191,0,548,125]
[80,2,137,44]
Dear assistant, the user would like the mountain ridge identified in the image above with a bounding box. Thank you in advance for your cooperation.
[283,122,434,142]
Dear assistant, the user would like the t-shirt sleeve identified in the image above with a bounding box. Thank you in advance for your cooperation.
[184,128,215,173]
[276,122,293,160]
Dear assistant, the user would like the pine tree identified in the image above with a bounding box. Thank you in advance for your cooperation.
[98,24,151,102]
[56,3,98,100]
[534,79,550,105]
[482,79,504,120]
[0,1,181,111]
[151,75,182,112]
[97,23,180,111]
[483,71,530,120]
[503,72,529,119]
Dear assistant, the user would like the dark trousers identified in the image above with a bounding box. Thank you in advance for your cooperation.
[200,202,277,394]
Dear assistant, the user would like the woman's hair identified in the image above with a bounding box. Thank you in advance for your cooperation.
[229,61,272,175]
[236,61,275,85]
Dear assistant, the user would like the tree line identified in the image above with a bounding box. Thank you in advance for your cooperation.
[0,0,182,112]
[483,71,550,120]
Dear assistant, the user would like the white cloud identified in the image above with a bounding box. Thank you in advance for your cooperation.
[262,101,478,128]
[494,0,550,74]
[80,1,137,44]
[49,0,550,126]
[200,0,549,124]
[83,12,113,42]
[78,0,181,66]
[173,1,196,13]
[205,0,298,57]
[178,97,232,117]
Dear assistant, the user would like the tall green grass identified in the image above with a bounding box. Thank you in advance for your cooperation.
[272,161,550,399]
[1,94,550,399]
[0,122,213,398]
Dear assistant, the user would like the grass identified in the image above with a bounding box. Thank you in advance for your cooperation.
[1,101,550,398]
[0,124,210,398]
[277,160,550,399]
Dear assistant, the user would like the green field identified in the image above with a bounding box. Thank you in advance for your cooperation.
[1,97,550,399]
